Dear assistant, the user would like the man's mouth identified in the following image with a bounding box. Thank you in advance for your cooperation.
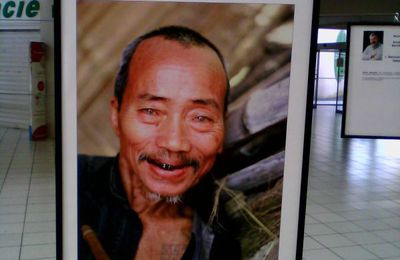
[139,153,200,172]
[146,158,186,171]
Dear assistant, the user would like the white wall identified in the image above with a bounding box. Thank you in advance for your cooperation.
[0,0,55,137]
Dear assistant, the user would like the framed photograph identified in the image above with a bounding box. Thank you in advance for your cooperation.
[60,0,315,259]
[342,23,400,139]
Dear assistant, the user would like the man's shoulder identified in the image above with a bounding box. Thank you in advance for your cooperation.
[78,154,115,173]
[77,155,121,204]
[365,45,374,51]
[77,154,122,226]
[78,155,115,183]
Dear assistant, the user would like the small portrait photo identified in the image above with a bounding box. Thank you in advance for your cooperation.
[362,31,384,61]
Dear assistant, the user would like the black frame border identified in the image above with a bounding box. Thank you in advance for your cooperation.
[54,0,63,259]
[295,0,320,259]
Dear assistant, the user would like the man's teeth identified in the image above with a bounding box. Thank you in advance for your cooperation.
[146,158,185,171]
[161,163,172,170]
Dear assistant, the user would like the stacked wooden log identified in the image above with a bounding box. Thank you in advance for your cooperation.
[218,18,292,259]
[219,69,290,259]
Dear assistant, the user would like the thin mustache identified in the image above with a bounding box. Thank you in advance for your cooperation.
[138,152,200,171]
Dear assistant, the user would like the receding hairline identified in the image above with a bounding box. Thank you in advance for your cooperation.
[369,33,379,38]
[118,36,229,116]
[129,36,227,72]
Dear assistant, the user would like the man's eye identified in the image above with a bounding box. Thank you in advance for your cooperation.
[191,115,216,131]
[194,116,211,123]
[140,108,158,116]
[194,116,210,123]
[138,108,161,124]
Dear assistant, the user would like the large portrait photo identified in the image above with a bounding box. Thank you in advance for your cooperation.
[75,1,300,259]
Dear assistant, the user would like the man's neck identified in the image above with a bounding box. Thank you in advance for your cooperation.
[372,43,380,49]
[118,157,194,260]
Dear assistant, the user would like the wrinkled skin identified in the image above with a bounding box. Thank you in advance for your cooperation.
[110,37,227,259]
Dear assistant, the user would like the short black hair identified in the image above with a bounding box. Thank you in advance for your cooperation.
[114,25,230,112]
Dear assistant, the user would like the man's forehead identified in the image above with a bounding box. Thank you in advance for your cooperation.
[130,36,223,68]
[122,36,229,113]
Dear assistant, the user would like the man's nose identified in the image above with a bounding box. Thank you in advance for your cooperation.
[156,117,191,152]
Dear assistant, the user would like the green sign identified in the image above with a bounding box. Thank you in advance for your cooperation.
[334,30,346,80]
[0,0,40,19]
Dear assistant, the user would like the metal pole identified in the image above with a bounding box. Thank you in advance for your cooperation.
[314,50,320,108]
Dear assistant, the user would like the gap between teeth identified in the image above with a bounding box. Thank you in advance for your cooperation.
[162,164,169,169]
[161,163,173,170]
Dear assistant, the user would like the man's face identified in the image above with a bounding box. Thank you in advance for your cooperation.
[111,37,227,197]
[370,35,379,46]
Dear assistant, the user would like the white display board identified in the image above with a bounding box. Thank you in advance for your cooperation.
[343,24,400,138]
[60,1,315,259]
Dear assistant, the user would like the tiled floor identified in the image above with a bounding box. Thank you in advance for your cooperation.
[0,127,55,260]
[303,106,400,260]
[1,107,399,260]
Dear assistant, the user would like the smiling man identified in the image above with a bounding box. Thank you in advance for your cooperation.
[78,26,240,260]
[362,32,383,61]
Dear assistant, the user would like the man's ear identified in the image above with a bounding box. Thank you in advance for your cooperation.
[110,96,120,136]
[218,144,223,154]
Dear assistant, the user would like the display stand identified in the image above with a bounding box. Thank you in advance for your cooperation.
[342,23,400,138]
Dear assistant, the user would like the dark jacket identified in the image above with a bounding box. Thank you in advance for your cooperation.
[78,155,241,260]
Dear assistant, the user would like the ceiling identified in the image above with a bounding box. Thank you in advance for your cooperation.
[319,0,400,29]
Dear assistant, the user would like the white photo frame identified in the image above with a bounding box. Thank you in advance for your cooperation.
[342,23,400,139]
[60,1,315,259]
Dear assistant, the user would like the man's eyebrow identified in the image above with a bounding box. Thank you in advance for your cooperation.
[137,94,221,110]
[192,98,221,110]
[138,93,169,102]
